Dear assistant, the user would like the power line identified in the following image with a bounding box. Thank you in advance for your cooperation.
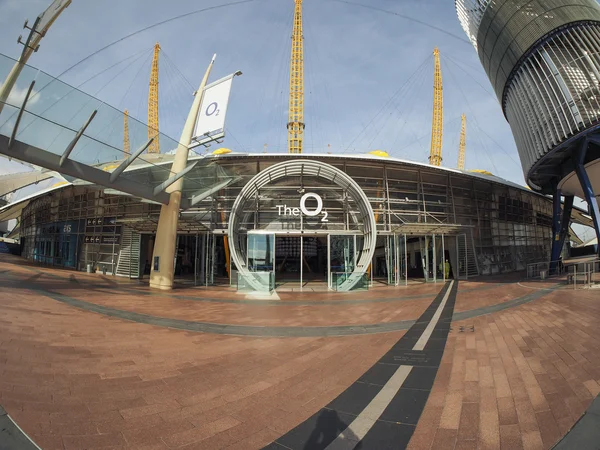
[372,60,430,151]
[444,54,498,104]
[325,0,471,45]
[76,48,150,90]
[441,57,500,173]
[161,50,195,91]
[344,54,432,152]
[54,0,261,81]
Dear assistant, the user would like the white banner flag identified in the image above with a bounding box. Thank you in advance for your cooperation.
[193,74,235,145]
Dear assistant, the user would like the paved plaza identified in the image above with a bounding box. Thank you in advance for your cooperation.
[0,254,599,449]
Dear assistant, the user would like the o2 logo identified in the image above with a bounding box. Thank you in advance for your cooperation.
[206,102,220,117]
[276,193,329,222]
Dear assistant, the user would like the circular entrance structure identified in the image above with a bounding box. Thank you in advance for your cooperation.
[228,160,377,292]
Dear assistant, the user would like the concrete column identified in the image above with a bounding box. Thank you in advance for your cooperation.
[149,55,215,290]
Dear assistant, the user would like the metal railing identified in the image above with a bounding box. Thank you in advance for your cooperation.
[527,258,600,289]
[567,259,600,290]
[526,260,564,279]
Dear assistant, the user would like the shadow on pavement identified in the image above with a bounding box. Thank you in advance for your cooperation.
[304,409,362,450]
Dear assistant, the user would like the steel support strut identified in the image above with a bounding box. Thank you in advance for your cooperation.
[559,196,574,252]
[549,188,562,273]
[550,189,574,274]
[574,139,600,257]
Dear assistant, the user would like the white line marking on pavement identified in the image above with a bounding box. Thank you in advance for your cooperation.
[412,280,454,351]
[324,365,414,450]
[7,414,42,450]
[325,281,455,449]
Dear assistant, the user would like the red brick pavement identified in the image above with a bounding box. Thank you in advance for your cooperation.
[408,287,600,450]
[0,255,598,449]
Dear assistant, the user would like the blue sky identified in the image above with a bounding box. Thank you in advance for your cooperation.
[0,0,525,183]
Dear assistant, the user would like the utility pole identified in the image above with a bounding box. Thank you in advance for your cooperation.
[0,0,71,115]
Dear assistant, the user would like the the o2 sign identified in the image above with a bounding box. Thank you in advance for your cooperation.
[276,193,329,222]
[205,102,220,117]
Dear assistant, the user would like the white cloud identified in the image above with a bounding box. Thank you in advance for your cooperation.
[0,83,40,107]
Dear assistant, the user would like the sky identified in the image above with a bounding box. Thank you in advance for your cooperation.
[0,0,595,239]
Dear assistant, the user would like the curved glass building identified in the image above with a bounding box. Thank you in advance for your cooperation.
[3,152,593,290]
[456,0,600,259]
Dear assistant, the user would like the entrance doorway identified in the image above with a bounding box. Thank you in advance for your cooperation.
[275,236,328,289]
[275,236,301,283]
[244,233,360,291]
[196,234,230,286]
[175,235,195,281]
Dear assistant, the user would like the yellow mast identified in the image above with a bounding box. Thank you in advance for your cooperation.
[429,47,443,166]
[148,43,161,154]
[123,109,130,155]
[458,114,466,170]
[288,0,305,154]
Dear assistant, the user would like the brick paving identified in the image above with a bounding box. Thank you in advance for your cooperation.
[0,254,598,449]
[408,288,600,450]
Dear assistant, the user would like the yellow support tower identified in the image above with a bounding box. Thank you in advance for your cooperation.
[288,0,305,154]
[123,109,130,155]
[429,47,443,166]
[148,43,161,154]
[458,114,467,170]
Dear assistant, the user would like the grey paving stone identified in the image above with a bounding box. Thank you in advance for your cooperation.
[0,413,39,450]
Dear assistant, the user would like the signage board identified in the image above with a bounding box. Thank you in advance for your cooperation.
[276,193,329,222]
[86,217,116,227]
[192,74,236,146]
[40,220,78,235]
[84,235,120,245]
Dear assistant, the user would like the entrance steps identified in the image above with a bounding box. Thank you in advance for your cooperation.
[456,232,480,279]
[116,227,141,278]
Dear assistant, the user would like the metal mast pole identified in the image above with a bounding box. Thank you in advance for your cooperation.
[458,113,466,170]
[147,43,161,154]
[123,110,131,155]
[0,0,71,116]
[288,0,305,154]
[429,47,443,166]
[149,55,216,290]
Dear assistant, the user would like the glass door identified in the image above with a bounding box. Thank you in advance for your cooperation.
[248,234,275,272]
[242,233,275,291]
[385,234,407,286]
[396,234,408,286]
[329,235,355,290]
[201,233,215,286]
[386,235,398,286]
